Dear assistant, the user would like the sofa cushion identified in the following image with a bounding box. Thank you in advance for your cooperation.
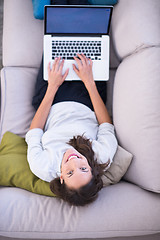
[0,67,37,140]
[0,132,55,196]
[3,0,43,68]
[0,182,160,239]
[111,0,160,60]
[0,130,132,195]
[102,145,132,186]
[113,47,160,193]
[32,0,50,20]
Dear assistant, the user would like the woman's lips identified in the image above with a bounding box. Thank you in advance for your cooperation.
[66,154,79,163]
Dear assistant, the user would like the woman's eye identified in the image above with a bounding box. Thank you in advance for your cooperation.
[81,167,87,171]
[67,170,73,175]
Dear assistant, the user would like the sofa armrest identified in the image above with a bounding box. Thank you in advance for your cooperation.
[0,67,37,141]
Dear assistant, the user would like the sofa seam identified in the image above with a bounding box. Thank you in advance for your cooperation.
[121,45,160,61]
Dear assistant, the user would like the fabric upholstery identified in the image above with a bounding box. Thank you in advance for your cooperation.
[102,145,132,186]
[3,0,43,68]
[0,182,160,239]
[113,47,160,193]
[0,67,37,140]
[111,0,160,59]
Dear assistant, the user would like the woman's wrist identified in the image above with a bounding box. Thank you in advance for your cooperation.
[46,83,58,98]
[85,80,112,124]
[85,80,96,94]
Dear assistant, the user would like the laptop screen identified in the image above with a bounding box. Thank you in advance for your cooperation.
[45,6,112,35]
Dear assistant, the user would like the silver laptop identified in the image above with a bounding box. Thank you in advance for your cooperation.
[44,5,113,81]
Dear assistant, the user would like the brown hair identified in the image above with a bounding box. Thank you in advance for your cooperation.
[50,135,109,206]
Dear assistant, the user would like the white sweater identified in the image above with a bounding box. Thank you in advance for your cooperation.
[25,102,118,182]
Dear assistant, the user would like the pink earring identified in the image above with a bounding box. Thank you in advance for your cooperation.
[60,177,63,184]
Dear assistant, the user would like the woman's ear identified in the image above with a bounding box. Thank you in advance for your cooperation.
[60,175,63,185]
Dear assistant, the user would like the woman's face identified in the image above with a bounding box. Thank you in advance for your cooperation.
[61,148,92,190]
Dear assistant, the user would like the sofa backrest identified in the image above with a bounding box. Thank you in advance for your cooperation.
[112,0,160,193]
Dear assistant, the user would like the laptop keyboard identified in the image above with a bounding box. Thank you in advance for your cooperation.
[52,40,102,60]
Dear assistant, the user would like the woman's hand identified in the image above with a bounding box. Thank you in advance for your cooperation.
[48,57,69,91]
[29,58,69,130]
[73,54,112,125]
[73,54,95,89]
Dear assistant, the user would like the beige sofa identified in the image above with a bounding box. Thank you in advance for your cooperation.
[0,0,160,239]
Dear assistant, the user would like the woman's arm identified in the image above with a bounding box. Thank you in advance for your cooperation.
[73,54,112,125]
[30,58,69,130]
[29,86,56,130]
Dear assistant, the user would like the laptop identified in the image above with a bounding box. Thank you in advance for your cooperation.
[43,5,113,81]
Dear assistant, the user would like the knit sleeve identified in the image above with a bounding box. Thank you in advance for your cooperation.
[25,128,54,182]
[92,122,118,168]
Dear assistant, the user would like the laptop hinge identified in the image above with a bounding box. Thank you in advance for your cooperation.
[51,34,103,37]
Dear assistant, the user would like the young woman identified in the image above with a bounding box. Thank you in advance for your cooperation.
[25,54,118,206]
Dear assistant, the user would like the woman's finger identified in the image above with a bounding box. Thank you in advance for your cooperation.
[54,57,61,71]
[72,64,79,75]
[81,54,88,64]
[59,58,65,72]
[52,57,58,71]
[62,68,69,81]
[89,58,93,67]
[77,54,87,65]
[74,55,82,69]
[48,62,51,73]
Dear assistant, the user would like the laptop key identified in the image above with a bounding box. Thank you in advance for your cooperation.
[52,40,102,61]
[67,57,74,60]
